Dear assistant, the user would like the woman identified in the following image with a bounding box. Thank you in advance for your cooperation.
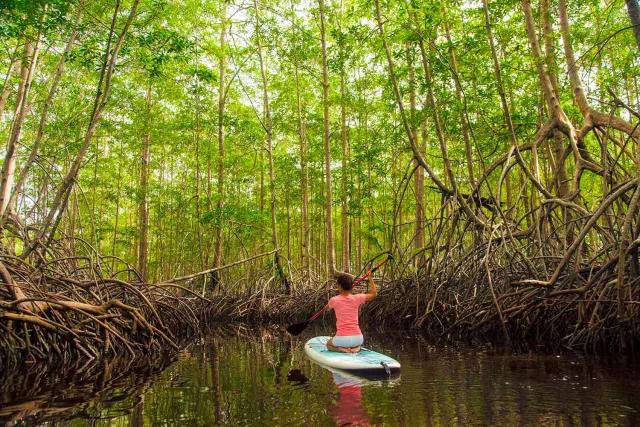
[323,271,377,353]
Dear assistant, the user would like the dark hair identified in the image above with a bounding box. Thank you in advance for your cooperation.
[334,272,355,291]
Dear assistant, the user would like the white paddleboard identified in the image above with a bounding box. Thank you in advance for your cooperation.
[304,336,401,374]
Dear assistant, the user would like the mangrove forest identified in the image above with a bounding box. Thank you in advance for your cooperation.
[1,0,640,423]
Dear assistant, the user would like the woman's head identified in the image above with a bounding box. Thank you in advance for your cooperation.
[334,272,355,291]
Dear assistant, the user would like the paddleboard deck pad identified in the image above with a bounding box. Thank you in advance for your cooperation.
[304,336,401,375]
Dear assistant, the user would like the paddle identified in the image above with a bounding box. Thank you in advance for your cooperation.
[286,254,392,336]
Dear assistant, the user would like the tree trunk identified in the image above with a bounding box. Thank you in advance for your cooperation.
[417,31,486,227]
[0,39,39,218]
[376,1,485,228]
[443,8,475,188]
[407,44,425,264]
[212,1,227,284]
[0,56,19,118]
[340,73,350,272]
[293,21,310,282]
[626,0,640,53]
[482,0,521,196]
[254,0,290,293]
[137,82,152,282]
[318,0,336,276]
[6,3,83,222]
[28,0,140,256]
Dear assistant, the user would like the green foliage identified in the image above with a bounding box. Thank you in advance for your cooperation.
[1,0,638,285]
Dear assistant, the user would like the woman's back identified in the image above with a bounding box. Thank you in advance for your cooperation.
[328,294,367,336]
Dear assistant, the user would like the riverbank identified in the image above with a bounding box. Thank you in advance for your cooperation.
[0,243,209,370]
[206,270,640,352]
[2,236,639,372]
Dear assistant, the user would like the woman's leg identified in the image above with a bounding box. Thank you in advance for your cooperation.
[327,337,351,353]
[329,335,363,353]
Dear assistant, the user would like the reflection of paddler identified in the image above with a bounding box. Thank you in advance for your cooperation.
[330,371,370,427]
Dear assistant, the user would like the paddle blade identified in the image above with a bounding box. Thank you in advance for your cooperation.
[286,320,310,336]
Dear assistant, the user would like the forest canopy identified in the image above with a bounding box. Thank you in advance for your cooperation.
[0,0,639,347]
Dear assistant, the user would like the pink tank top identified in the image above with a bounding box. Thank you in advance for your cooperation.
[328,293,367,336]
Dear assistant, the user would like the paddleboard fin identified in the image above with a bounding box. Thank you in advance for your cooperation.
[380,361,391,375]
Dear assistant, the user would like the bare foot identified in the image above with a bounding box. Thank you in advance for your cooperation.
[348,346,361,353]
[327,341,351,353]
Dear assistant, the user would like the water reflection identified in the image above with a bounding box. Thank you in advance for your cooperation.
[1,329,639,426]
[329,370,371,426]
[0,353,174,425]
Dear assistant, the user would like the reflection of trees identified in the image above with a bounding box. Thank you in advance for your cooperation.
[0,353,173,425]
[3,330,638,425]
[209,337,223,423]
[377,343,640,425]
[131,392,144,427]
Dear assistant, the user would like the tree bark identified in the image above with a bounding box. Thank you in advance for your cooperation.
[0,38,40,218]
[212,1,227,284]
[6,1,83,224]
[318,0,336,275]
[254,0,290,293]
[292,3,310,282]
[626,0,640,53]
[443,8,475,188]
[407,44,425,264]
[340,73,350,272]
[137,82,152,282]
[28,0,140,256]
[0,55,19,118]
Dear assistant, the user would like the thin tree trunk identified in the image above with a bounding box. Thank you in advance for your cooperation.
[112,143,123,270]
[254,0,290,293]
[212,1,227,284]
[193,36,206,280]
[5,1,84,221]
[137,82,152,281]
[292,17,310,282]
[0,37,40,218]
[417,31,486,227]
[0,55,19,118]
[407,44,425,264]
[482,0,522,196]
[318,0,336,276]
[28,0,140,257]
[376,1,485,228]
[340,72,350,272]
[541,0,569,198]
[626,0,640,52]
[443,8,475,188]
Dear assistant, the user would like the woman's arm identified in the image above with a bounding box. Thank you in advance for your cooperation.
[364,275,377,301]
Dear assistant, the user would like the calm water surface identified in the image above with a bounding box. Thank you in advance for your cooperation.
[2,327,639,426]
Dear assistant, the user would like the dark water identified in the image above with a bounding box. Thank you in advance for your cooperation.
[2,327,639,426]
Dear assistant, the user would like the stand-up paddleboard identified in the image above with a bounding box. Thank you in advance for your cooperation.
[304,336,401,375]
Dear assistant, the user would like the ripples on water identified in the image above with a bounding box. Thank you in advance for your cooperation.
[1,327,639,426]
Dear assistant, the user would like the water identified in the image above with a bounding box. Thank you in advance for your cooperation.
[1,327,639,426]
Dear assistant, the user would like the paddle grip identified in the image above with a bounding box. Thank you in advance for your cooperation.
[353,256,390,287]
